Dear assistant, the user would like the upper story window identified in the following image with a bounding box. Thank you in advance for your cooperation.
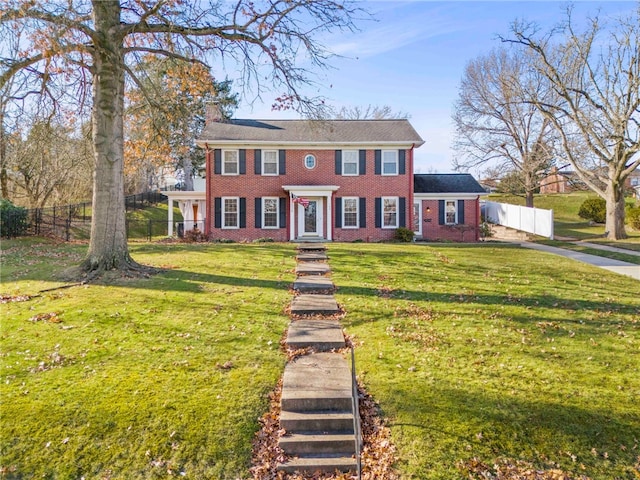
[262,150,278,176]
[342,150,358,176]
[222,150,239,175]
[382,150,398,175]
[445,200,457,224]
[304,154,316,169]
[382,196,398,228]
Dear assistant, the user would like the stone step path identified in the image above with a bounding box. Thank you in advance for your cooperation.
[277,244,357,475]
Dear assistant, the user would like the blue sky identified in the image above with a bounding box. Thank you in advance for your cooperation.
[233,1,636,174]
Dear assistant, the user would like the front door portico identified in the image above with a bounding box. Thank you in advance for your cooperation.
[283,185,339,241]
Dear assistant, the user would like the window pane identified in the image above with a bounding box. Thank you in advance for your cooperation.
[343,151,358,175]
[383,198,397,227]
[263,151,278,175]
[224,198,238,227]
[445,200,456,224]
[343,198,358,227]
[382,151,397,174]
[263,198,278,227]
[224,151,238,174]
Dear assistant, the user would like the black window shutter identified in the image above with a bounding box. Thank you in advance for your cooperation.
[359,197,366,228]
[399,197,406,227]
[399,150,406,175]
[375,197,382,228]
[239,150,246,174]
[279,150,286,175]
[359,150,366,175]
[438,200,445,225]
[374,150,381,175]
[239,198,246,228]
[254,149,262,175]
[335,197,342,228]
[214,149,221,174]
[255,198,262,228]
[335,150,342,175]
[458,200,465,224]
[279,197,286,228]
[214,197,222,228]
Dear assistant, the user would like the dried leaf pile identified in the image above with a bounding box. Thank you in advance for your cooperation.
[458,457,593,480]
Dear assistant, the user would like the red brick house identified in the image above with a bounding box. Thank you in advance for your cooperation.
[186,111,485,242]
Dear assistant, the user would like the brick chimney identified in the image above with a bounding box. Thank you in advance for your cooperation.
[206,102,224,124]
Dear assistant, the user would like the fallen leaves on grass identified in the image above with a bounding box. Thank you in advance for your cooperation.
[28,312,61,323]
[0,294,32,303]
[458,457,591,479]
[215,361,234,370]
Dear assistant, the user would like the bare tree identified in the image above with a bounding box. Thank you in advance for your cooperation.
[504,6,640,239]
[452,47,556,207]
[0,0,361,276]
[331,104,409,120]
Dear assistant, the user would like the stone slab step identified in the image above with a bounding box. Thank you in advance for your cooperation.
[280,410,354,432]
[296,252,329,262]
[279,433,356,455]
[291,294,339,315]
[286,319,345,351]
[277,455,357,474]
[296,243,327,252]
[293,275,335,293]
[281,353,353,412]
[295,262,330,276]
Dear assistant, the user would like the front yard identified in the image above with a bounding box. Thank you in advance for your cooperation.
[1,240,638,479]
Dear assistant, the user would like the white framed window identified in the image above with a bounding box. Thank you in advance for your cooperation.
[222,197,239,228]
[262,197,279,229]
[262,150,278,176]
[382,196,398,228]
[222,150,239,175]
[382,150,398,175]
[445,200,457,224]
[342,197,359,228]
[342,150,358,176]
[304,154,316,169]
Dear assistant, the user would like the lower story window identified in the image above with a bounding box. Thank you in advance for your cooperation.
[383,197,398,228]
[343,197,358,228]
[445,200,457,224]
[223,197,239,228]
[263,197,279,228]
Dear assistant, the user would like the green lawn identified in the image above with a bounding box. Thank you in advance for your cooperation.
[1,240,639,479]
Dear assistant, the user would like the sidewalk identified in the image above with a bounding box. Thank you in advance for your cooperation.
[575,241,640,257]
[521,242,640,280]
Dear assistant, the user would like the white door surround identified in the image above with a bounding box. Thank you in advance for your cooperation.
[283,185,340,241]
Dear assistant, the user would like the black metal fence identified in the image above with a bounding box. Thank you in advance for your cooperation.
[2,191,167,241]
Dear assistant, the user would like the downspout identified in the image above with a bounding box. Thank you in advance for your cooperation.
[409,144,415,234]
[205,144,212,235]
[476,195,480,241]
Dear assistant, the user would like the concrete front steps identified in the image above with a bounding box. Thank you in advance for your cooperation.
[490,224,535,241]
[278,353,357,475]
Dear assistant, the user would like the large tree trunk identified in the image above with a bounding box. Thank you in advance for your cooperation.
[82,1,138,274]
[605,182,627,240]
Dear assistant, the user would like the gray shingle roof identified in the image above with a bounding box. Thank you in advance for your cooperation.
[197,119,424,146]
[414,174,485,194]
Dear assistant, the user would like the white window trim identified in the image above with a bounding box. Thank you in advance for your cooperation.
[262,150,279,176]
[222,149,239,176]
[381,150,398,176]
[262,197,279,229]
[341,150,359,176]
[304,154,316,169]
[222,196,239,229]
[342,197,359,229]
[445,199,458,225]
[382,196,399,229]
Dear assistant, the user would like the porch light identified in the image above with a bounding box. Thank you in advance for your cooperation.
[425,206,431,213]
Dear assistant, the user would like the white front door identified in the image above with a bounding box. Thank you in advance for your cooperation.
[297,198,323,238]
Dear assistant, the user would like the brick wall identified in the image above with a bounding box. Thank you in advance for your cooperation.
[205,148,412,242]
[415,198,480,242]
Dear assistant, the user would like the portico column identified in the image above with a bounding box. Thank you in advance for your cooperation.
[326,193,332,241]
[289,195,295,241]
[168,197,174,237]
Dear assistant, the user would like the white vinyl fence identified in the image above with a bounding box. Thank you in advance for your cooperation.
[484,201,554,239]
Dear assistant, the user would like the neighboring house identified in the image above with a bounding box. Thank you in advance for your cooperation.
[164,107,485,242]
[539,166,587,194]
